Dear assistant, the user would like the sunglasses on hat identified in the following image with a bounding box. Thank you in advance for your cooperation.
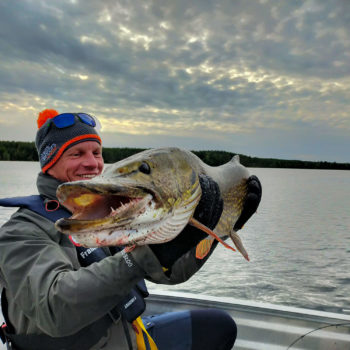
[50,113,100,130]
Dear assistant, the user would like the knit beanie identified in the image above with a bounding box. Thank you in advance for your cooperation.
[35,109,102,173]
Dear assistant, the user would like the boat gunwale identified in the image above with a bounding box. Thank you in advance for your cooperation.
[147,290,350,325]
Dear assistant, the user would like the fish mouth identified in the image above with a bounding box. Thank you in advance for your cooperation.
[56,180,157,233]
[55,177,201,247]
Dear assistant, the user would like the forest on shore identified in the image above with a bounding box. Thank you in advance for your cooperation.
[0,140,349,170]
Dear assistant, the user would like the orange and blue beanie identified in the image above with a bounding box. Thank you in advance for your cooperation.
[35,109,101,173]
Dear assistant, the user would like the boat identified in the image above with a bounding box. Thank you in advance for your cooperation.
[1,291,350,349]
[145,290,350,350]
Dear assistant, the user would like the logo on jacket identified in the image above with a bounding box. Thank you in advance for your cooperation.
[121,249,133,268]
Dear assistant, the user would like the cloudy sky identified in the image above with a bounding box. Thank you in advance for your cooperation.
[0,0,349,162]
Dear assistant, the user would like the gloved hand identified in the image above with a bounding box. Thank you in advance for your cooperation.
[234,175,262,231]
[149,174,223,269]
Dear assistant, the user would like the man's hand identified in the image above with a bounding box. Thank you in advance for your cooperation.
[149,174,223,269]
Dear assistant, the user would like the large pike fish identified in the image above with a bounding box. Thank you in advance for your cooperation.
[56,147,258,261]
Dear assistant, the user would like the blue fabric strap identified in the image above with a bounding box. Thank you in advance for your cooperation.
[0,195,71,221]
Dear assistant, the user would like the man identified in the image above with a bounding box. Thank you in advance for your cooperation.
[0,110,261,349]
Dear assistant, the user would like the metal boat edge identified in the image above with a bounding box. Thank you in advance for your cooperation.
[145,290,350,350]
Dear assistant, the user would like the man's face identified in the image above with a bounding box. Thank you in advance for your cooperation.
[48,141,104,182]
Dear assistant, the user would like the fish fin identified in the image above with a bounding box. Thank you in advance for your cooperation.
[195,237,215,259]
[231,154,240,163]
[230,229,250,261]
[189,218,236,253]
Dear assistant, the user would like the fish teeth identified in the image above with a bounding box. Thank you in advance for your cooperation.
[108,197,147,218]
[110,207,118,216]
[109,204,126,217]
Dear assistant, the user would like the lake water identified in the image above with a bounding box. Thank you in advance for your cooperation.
[0,161,349,315]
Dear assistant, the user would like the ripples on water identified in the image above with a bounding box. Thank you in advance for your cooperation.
[0,162,349,314]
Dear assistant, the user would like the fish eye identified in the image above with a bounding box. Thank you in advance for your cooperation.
[139,162,151,174]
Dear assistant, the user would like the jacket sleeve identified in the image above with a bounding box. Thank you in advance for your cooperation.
[0,210,166,337]
[132,240,219,285]
[165,240,219,283]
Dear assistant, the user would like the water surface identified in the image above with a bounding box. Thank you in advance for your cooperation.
[0,162,349,314]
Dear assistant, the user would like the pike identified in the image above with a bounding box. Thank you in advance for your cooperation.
[56,147,256,261]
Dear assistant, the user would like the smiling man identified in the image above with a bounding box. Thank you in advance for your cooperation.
[36,110,104,180]
[47,141,104,182]
[0,110,239,350]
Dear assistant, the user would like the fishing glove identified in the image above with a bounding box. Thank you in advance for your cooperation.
[234,175,262,231]
[149,174,223,269]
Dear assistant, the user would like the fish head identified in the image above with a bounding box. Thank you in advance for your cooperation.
[55,148,202,247]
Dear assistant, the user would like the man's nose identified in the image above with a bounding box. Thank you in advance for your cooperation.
[82,152,99,168]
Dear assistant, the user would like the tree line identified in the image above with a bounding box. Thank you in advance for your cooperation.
[0,140,349,170]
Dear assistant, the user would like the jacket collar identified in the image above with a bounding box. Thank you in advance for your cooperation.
[36,172,63,200]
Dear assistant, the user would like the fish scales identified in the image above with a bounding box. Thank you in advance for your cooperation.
[215,179,248,236]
